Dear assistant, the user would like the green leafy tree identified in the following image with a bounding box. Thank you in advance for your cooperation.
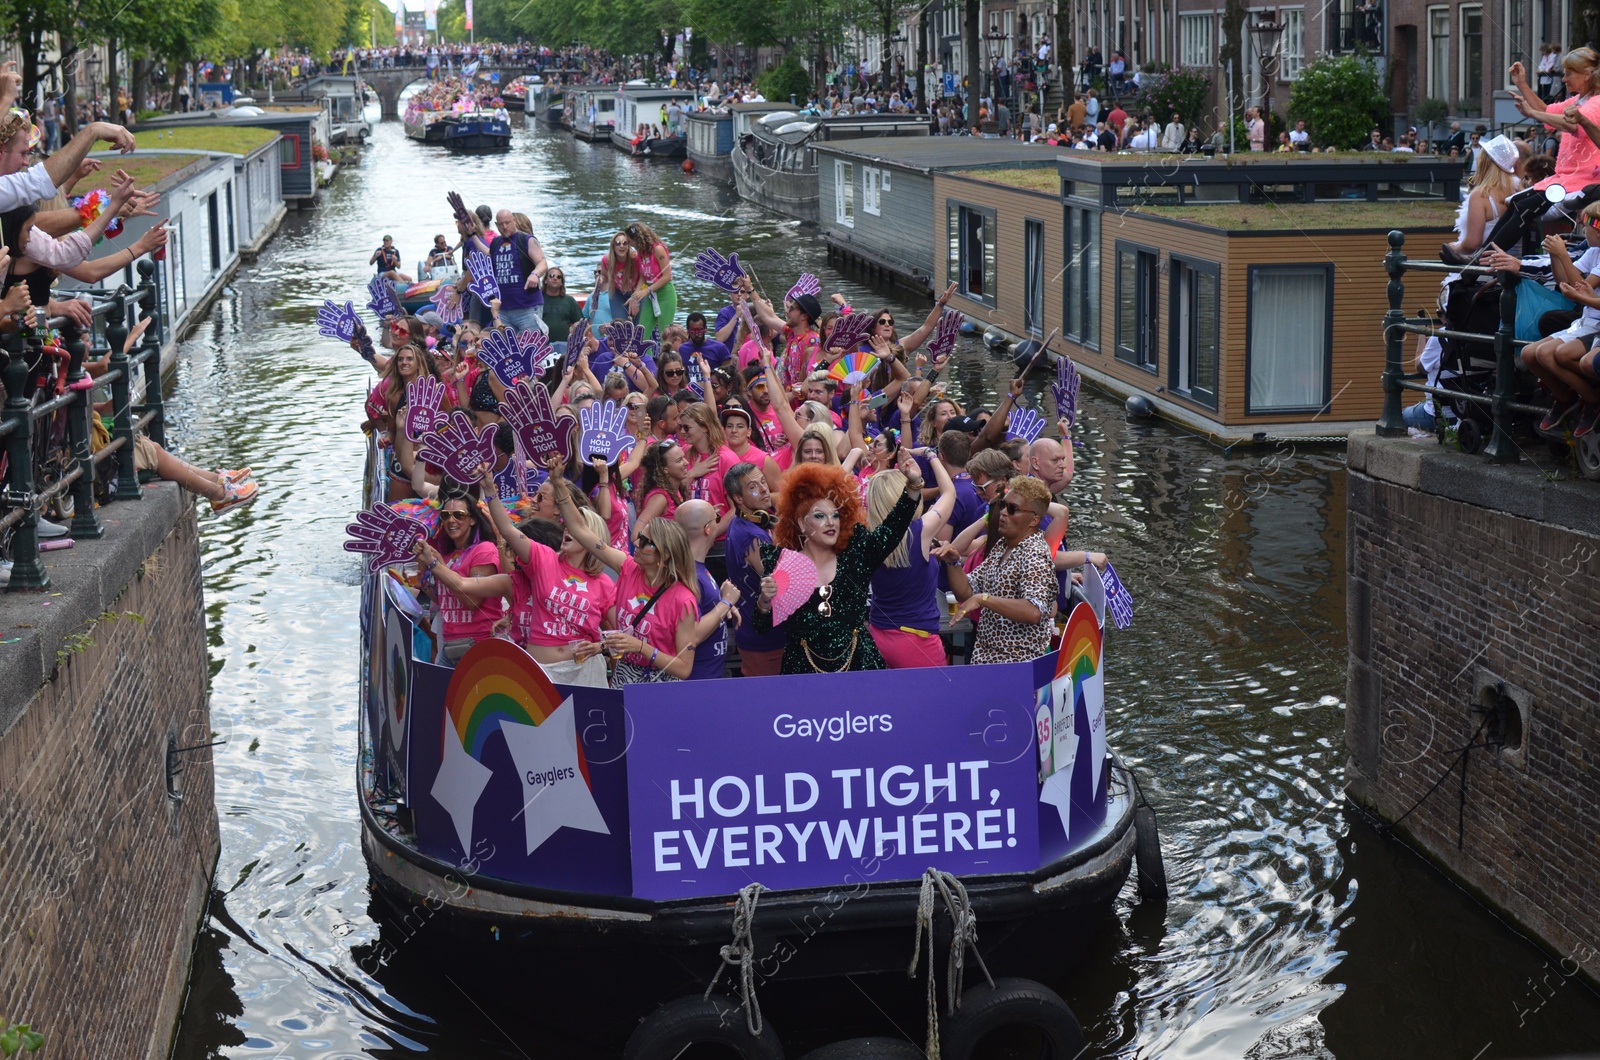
[1136,68,1211,130]
[1287,53,1389,149]
[756,54,811,103]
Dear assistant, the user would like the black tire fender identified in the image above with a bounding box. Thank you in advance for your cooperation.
[623,994,784,1060]
[940,977,1085,1060]
[796,1036,927,1060]
[1134,803,1169,903]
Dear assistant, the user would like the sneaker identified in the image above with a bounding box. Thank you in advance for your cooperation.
[211,479,258,515]
[1538,397,1582,436]
[1575,404,1600,439]
[218,467,253,487]
[35,516,69,539]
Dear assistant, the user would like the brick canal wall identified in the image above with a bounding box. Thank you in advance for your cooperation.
[1345,431,1600,979]
[0,484,217,1059]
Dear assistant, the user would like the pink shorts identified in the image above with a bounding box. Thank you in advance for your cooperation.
[870,625,948,669]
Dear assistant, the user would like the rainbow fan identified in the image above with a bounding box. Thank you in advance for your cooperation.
[828,351,879,385]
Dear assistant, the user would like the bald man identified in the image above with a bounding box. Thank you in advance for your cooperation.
[1026,436,1074,495]
[676,500,742,680]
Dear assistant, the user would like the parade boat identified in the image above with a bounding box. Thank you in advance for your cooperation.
[439,108,512,152]
[354,447,1159,1052]
[402,103,450,144]
[502,75,537,112]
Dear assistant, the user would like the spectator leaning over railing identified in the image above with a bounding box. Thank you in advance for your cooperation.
[0,64,136,213]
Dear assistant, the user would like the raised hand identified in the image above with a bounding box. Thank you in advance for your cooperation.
[926,308,964,362]
[419,409,499,484]
[565,317,589,356]
[316,299,361,342]
[430,284,464,325]
[1006,406,1046,444]
[577,398,635,463]
[366,275,401,322]
[786,273,821,301]
[350,320,377,361]
[447,190,475,230]
[824,310,874,354]
[343,505,431,573]
[500,379,574,463]
[693,247,746,292]
[1052,355,1081,429]
[465,250,499,305]
[405,376,449,441]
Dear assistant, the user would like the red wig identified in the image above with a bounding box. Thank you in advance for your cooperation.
[774,463,864,552]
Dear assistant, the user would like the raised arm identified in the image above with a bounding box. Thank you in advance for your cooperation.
[58,222,167,284]
[479,463,532,563]
[917,453,956,551]
[414,540,513,606]
[899,282,955,353]
[972,377,1023,455]
[547,453,628,572]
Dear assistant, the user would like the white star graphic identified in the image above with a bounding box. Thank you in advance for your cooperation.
[1039,768,1075,839]
[500,697,611,855]
[431,723,493,854]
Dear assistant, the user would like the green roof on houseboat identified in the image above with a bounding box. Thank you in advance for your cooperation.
[814,138,1060,173]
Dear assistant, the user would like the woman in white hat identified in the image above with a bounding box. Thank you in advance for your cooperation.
[1442,134,1519,265]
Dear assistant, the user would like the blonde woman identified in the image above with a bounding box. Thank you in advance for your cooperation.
[1510,47,1600,190]
[1441,134,1520,264]
[864,458,957,668]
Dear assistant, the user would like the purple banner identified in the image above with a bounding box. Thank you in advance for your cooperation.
[624,665,1041,900]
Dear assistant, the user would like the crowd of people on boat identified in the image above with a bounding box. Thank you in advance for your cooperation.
[355,201,1108,688]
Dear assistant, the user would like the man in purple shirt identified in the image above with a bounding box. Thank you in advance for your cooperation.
[679,311,732,368]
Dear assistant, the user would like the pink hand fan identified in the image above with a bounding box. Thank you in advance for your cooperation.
[769,550,820,626]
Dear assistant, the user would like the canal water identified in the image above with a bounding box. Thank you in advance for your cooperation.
[167,115,1600,1058]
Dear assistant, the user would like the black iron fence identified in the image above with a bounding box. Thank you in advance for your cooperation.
[0,260,166,591]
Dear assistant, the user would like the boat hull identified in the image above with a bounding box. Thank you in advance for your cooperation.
[610,129,688,159]
[732,141,818,222]
[442,117,512,152]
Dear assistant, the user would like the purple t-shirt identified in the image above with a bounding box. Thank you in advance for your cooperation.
[689,563,729,680]
[679,337,733,368]
[490,233,543,312]
[724,515,788,653]
[869,517,942,633]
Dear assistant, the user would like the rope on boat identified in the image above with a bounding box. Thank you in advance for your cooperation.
[908,868,995,1060]
[703,882,766,1037]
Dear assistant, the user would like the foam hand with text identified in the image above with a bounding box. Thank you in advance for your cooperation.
[343,505,430,573]
[316,299,361,343]
[606,319,654,361]
[366,275,401,323]
[404,376,449,441]
[500,380,574,464]
[419,409,499,484]
[1102,562,1134,630]
[1006,407,1045,444]
[1053,355,1081,430]
[925,307,964,366]
[577,399,635,463]
[685,354,706,398]
[430,284,464,325]
[478,326,556,388]
[692,247,745,292]
[465,250,499,305]
[350,321,377,362]
[786,272,821,302]
[823,310,874,357]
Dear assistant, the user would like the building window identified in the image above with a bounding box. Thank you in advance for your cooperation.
[1427,7,1450,102]
[1281,9,1305,81]
[1024,219,1045,336]
[1064,206,1099,349]
[225,184,236,253]
[835,161,854,227]
[1179,14,1213,68]
[1460,6,1483,113]
[1247,265,1331,413]
[1504,0,1528,88]
[863,167,882,216]
[948,203,996,304]
[206,190,221,272]
[1115,242,1159,371]
[1170,258,1219,407]
[278,134,301,168]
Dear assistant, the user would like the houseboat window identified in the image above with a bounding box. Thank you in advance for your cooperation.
[1247,265,1330,413]
[1024,219,1045,336]
[1427,8,1450,101]
[206,191,221,272]
[1170,259,1219,407]
[946,204,996,305]
[836,161,855,226]
[168,216,188,316]
[1114,243,1159,371]
[1064,207,1099,349]
[225,185,236,253]
[864,168,882,216]
[279,134,301,169]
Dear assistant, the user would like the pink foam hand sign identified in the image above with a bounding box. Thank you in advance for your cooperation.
[419,409,499,484]
[317,299,361,342]
[404,376,449,441]
[1053,355,1081,429]
[366,276,401,322]
[500,379,574,463]
[770,549,820,626]
[343,505,430,573]
[824,310,874,355]
[465,250,500,305]
[786,273,821,301]
[1006,407,1046,444]
[478,327,554,387]
[693,247,746,292]
[926,308,964,363]
[430,284,464,325]
[577,398,634,463]
[606,319,654,360]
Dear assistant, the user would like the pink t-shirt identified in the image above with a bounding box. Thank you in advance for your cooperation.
[737,338,763,370]
[593,479,629,550]
[615,557,698,668]
[512,543,618,646]
[691,445,740,517]
[751,403,786,448]
[435,540,504,641]
[1538,94,1600,189]
[639,487,680,522]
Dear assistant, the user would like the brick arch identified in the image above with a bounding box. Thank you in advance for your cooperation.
[351,66,535,121]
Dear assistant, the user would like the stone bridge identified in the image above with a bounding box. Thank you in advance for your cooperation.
[355,65,538,121]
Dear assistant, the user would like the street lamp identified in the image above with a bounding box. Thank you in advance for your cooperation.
[984,18,1006,110]
[1248,18,1284,124]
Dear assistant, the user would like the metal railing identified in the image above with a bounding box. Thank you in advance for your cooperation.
[0,260,165,591]
[1376,230,1553,463]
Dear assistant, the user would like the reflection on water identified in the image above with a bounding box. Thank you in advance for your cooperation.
[168,116,1600,1058]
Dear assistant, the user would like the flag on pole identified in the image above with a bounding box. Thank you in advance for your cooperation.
[464,0,474,31]
[394,0,403,33]
[424,0,438,31]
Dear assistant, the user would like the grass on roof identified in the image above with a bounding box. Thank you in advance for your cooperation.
[77,154,206,198]
[1132,199,1459,231]
[134,125,277,155]
[962,167,1059,192]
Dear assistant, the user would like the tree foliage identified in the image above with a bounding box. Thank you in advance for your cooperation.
[1135,68,1211,128]
[1287,53,1390,149]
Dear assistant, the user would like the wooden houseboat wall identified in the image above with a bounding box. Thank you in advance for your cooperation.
[610,86,690,152]
[685,111,734,180]
[571,87,618,141]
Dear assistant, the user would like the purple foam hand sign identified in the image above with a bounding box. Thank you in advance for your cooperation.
[577,399,635,463]
[1006,407,1046,444]
[405,376,449,441]
[447,189,474,229]
[685,356,706,398]
[430,284,464,325]
[478,327,541,387]
[824,311,874,354]
[926,308,964,362]
[693,247,745,292]
[786,272,821,301]
[606,319,654,360]
[1102,562,1134,630]
[419,410,499,484]
[350,320,377,361]
[317,299,361,342]
[1053,356,1081,429]
[500,379,573,463]
[344,505,429,573]
[523,329,561,375]
[465,250,499,305]
[565,317,589,356]
[366,276,401,322]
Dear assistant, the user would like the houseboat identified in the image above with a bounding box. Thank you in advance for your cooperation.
[502,75,537,112]
[136,107,327,208]
[731,111,929,223]
[609,83,691,155]
[570,85,618,142]
[353,486,1151,1049]
[286,75,372,143]
[685,102,789,181]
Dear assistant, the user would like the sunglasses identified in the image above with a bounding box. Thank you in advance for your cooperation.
[815,583,835,618]
[876,317,894,326]
[391,325,410,335]
[663,368,687,377]
[440,510,473,522]
[658,438,679,450]
[1000,500,1038,518]
[636,535,657,550]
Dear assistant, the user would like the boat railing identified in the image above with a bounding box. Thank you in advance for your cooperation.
[1377,230,1544,463]
[0,261,166,590]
